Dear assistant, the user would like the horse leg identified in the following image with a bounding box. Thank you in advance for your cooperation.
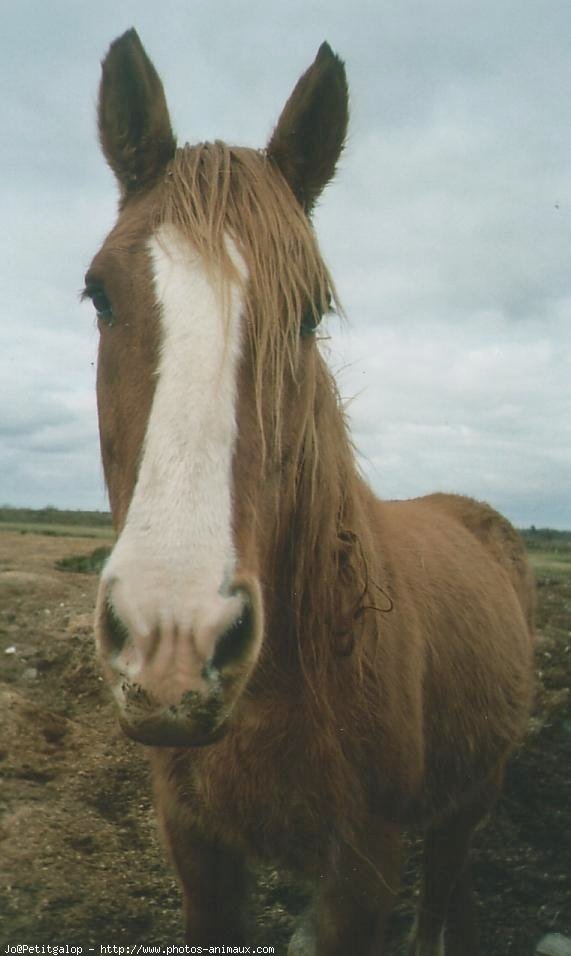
[289,819,402,956]
[444,860,480,953]
[160,809,248,943]
[408,772,502,956]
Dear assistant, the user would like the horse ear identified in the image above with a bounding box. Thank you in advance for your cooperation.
[98,29,176,200]
[267,43,348,214]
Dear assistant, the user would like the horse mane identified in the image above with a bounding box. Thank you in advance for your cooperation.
[153,141,381,707]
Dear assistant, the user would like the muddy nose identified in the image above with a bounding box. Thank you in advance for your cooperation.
[94,577,262,747]
[98,587,256,684]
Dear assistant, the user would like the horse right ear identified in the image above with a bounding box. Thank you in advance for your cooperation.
[98,29,176,201]
[267,43,348,214]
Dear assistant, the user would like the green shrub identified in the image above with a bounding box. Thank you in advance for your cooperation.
[56,546,111,575]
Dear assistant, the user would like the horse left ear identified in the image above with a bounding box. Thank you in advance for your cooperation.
[98,29,176,201]
[267,43,348,214]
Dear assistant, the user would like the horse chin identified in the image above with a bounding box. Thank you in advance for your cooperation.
[119,714,228,747]
[114,681,231,748]
[117,709,229,748]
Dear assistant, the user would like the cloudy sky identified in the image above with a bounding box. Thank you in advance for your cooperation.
[1,0,569,527]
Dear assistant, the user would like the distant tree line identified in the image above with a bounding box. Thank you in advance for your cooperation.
[0,506,112,527]
[0,508,568,544]
[520,526,571,550]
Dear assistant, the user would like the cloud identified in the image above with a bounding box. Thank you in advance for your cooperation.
[326,305,571,527]
[0,0,569,526]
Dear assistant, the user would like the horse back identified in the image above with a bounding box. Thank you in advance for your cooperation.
[421,492,535,632]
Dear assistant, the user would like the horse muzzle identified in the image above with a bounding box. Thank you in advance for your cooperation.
[94,576,262,747]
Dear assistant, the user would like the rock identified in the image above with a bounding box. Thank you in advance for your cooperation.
[536,934,571,956]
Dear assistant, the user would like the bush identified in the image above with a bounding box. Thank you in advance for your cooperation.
[55,546,111,575]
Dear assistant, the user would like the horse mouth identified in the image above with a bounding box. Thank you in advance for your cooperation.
[115,681,230,748]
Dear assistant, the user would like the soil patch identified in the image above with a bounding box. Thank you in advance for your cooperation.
[1,530,569,952]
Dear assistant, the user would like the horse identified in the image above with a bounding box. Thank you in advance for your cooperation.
[86,29,535,955]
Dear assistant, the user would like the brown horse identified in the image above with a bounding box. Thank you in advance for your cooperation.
[87,29,535,955]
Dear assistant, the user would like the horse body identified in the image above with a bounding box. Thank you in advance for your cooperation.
[87,30,534,955]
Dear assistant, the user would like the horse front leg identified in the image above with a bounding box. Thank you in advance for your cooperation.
[289,819,402,956]
[158,799,249,943]
[177,833,249,944]
[407,812,477,956]
[408,768,503,956]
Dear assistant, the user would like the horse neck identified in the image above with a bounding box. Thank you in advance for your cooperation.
[263,354,379,689]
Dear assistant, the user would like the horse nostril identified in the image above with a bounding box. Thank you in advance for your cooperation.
[209,599,254,673]
[102,600,130,654]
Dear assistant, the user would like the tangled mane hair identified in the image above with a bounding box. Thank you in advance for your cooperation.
[153,141,382,704]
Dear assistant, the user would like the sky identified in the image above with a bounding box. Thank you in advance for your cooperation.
[1,0,569,528]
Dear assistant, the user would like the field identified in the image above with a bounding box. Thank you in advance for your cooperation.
[0,516,570,952]
[524,528,571,577]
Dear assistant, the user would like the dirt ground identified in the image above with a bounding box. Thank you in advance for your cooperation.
[1,529,570,953]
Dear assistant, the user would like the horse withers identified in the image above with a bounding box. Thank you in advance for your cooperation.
[86,29,535,955]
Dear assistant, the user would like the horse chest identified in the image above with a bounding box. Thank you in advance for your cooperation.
[167,732,340,869]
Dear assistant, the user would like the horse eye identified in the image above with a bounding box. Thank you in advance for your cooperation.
[300,291,332,338]
[300,309,321,338]
[86,286,115,326]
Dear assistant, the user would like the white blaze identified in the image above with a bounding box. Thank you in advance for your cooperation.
[102,224,245,661]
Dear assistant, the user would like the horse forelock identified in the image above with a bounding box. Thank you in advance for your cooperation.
[153,143,335,442]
